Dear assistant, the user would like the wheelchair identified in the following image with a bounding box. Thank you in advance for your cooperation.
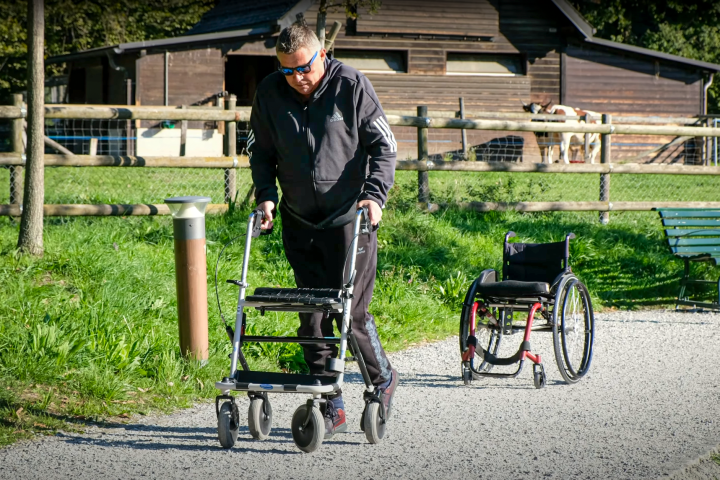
[214,208,387,453]
[459,231,595,388]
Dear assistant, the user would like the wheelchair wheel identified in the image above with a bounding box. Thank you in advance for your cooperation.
[217,401,239,449]
[552,278,594,384]
[248,396,272,440]
[291,404,324,453]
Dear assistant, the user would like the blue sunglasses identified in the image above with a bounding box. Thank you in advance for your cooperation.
[279,51,318,76]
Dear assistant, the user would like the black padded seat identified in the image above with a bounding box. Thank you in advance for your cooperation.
[245,287,342,305]
[476,280,550,298]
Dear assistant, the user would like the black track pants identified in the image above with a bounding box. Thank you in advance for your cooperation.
[281,217,392,387]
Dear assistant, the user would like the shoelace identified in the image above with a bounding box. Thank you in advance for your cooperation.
[324,400,338,420]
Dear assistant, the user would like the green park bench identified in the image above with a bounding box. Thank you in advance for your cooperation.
[656,208,720,310]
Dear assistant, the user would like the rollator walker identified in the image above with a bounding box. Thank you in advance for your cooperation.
[459,231,595,388]
[215,207,386,453]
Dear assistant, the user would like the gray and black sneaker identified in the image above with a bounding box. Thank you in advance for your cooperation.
[323,401,347,440]
[380,368,399,420]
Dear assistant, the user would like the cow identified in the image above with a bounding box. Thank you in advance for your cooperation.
[522,102,600,163]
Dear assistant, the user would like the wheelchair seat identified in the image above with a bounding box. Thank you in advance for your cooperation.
[475,280,550,298]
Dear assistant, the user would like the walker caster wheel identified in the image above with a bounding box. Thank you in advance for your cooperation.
[362,401,386,444]
[533,364,547,390]
[248,395,272,440]
[461,363,472,385]
[217,401,239,449]
[291,403,324,453]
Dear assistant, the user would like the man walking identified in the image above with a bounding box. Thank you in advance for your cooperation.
[247,19,399,439]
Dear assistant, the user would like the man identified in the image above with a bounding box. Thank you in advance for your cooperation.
[247,19,399,439]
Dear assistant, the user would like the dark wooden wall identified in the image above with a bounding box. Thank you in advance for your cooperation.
[356,0,499,37]
[136,49,224,107]
[564,44,703,116]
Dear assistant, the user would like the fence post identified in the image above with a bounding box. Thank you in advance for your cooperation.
[599,114,612,225]
[713,118,717,167]
[417,105,430,203]
[126,77,134,156]
[224,94,237,203]
[583,114,590,162]
[180,105,187,157]
[10,93,24,205]
[459,97,467,159]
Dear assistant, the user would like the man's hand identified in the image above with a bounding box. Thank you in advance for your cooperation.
[358,199,382,226]
[257,200,275,230]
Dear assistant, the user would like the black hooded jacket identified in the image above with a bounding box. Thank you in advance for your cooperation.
[247,56,397,229]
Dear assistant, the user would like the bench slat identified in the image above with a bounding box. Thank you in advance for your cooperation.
[661,219,720,227]
[664,229,720,237]
[667,238,720,247]
[658,210,720,218]
[671,246,720,254]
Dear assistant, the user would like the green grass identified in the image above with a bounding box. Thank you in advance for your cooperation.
[0,169,719,446]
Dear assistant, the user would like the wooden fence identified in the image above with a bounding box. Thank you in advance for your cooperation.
[2,102,720,222]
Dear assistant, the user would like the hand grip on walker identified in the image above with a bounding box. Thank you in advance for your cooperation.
[359,206,371,234]
[251,209,273,237]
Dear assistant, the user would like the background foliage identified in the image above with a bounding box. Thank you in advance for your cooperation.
[0,0,216,99]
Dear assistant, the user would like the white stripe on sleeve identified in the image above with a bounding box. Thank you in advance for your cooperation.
[373,117,397,153]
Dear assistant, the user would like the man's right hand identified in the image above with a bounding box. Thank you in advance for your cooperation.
[258,200,275,230]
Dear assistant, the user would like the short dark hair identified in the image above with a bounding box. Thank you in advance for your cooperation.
[276,19,321,55]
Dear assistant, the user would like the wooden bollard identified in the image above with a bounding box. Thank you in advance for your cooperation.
[165,196,211,362]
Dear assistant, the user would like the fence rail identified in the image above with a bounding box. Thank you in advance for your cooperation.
[3,106,720,137]
[2,102,719,221]
[2,153,720,175]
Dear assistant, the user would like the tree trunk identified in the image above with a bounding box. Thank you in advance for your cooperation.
[17,0,44,256]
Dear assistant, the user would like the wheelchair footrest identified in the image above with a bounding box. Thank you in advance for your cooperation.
[245,287,343,306]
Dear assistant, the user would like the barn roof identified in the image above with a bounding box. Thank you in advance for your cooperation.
[552,0,720,72]
[186,0,301,35]
[45,26,276,65]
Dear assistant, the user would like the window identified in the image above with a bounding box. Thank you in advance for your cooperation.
[446,53,524,76]
[333,50,406,74]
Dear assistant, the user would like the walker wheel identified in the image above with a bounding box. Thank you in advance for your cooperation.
[248,396,272,440]
[362,401,386,444]
[461,363,472,385]
[291,404,324,453]
[217,401,239,449]
[533,365,547,390]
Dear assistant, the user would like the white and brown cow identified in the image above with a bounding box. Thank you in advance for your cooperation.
[522,102,600,163]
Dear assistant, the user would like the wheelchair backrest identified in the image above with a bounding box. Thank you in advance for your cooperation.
[502,238,570,284]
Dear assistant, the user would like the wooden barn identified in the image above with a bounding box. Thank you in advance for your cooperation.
[46,0,720,163]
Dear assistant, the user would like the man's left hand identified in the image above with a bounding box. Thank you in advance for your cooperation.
[357,199,382,226]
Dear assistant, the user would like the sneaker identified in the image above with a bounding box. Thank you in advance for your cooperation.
[379,368,399,420]
[323,401,347,439]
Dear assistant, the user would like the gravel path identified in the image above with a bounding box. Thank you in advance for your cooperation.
[2,310,720,480]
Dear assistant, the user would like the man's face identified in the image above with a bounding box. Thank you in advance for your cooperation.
[277,47,326,97]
